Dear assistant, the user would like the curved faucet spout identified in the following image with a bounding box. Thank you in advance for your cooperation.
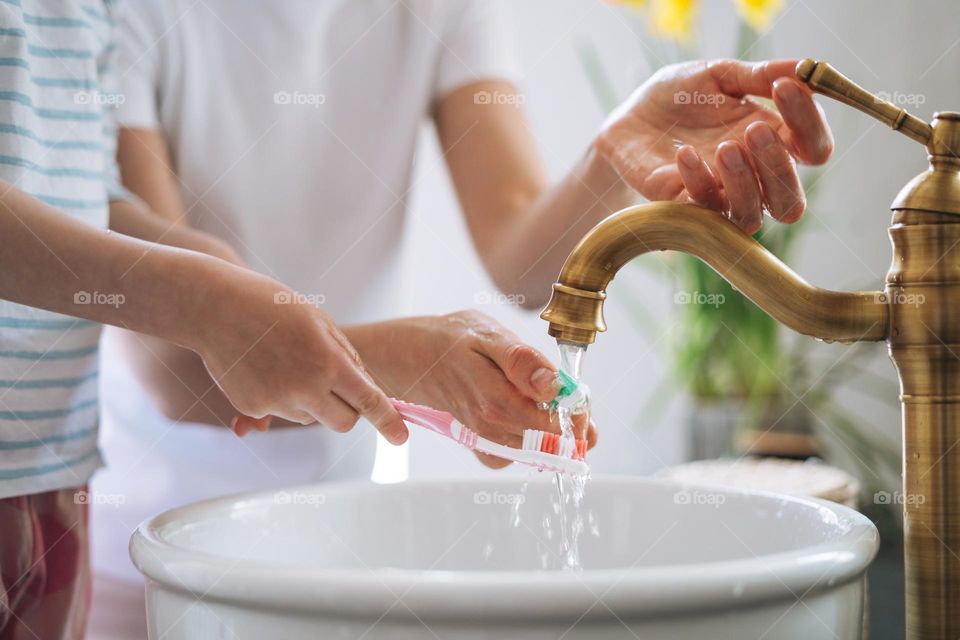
[540,202,888,345]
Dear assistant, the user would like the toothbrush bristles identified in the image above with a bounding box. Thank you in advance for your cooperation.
[523,429,587,461]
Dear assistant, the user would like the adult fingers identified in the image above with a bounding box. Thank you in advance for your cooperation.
[676,145,728,213]
[744,122,805,223]
[772,77,834,165]
[570,412,591,441]
[640,164,685,201]
[474,336,558,403]
[474,431,523,470]
[715,141,763,233]
[586,420,598,450]
[474,451,514,469]
[708,59,802,99]
[469,386,556,442]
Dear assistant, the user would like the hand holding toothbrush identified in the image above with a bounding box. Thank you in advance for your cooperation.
[342,310,597,468]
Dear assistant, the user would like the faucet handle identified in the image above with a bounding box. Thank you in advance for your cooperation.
[796,59,932,145]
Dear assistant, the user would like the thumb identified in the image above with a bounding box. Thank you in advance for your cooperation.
[479,338,558,403]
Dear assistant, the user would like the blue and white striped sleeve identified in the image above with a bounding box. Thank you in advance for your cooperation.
[97,1,130,201]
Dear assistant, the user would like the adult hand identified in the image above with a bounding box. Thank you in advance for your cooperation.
[596,59,833,233]
[347,311,597,469]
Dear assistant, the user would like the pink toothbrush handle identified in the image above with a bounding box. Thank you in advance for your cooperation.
[391,399,589,475]
[391,399,477,447]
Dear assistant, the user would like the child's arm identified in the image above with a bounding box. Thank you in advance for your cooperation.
[0,182,407,443]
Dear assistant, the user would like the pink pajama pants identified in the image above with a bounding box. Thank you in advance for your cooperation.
[0,486,89,640]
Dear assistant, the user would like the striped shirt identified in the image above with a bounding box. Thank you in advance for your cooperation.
[0,0,121,497]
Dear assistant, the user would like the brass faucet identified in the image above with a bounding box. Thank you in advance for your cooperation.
[541,59,960,640]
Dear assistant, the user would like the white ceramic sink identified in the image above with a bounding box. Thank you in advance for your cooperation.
[131,476,878,639]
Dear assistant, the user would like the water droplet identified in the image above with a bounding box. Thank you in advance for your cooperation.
[588,510,600,537]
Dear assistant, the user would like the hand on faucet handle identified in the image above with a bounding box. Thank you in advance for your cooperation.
[595,58,834,234]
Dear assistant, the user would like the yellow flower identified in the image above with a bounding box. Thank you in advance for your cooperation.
[605,0,648,9]
[648,0,698,43]
[734,0,784,32]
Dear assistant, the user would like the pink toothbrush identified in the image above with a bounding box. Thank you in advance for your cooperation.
[391,399,589,476]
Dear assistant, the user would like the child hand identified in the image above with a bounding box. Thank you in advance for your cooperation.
[188,262,408,444]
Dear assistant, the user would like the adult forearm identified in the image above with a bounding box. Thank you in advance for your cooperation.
[109,197,240,263]
[488,145,635,308]
[436,82,633,309]
[107,328,240,425]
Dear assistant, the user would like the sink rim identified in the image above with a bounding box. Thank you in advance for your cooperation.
[130,476,879,621]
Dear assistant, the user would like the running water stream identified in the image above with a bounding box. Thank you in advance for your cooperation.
[508,341,594,571]
[553,341,591,570]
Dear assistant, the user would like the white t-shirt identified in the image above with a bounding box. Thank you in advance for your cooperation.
[93,0,519,582]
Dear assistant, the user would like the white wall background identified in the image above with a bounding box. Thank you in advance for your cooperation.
[398,0,960,483]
